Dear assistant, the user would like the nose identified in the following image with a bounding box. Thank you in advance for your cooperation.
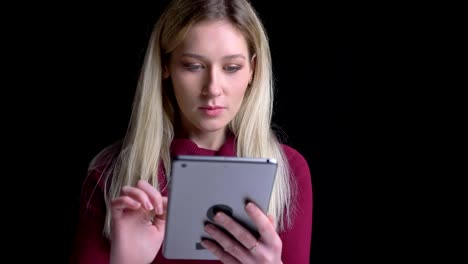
[202,69,222,97]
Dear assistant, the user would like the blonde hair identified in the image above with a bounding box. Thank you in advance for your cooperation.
[89,0,296,238]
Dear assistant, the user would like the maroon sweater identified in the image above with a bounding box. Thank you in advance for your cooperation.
[70,135,312,263]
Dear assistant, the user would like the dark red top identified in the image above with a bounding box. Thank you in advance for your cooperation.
[70,135,312,263]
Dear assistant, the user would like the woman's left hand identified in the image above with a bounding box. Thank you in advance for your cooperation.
[201,202,283,264]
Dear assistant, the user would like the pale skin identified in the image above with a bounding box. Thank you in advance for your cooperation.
[110,19,283,264]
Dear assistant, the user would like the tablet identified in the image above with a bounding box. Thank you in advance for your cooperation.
[162,155,278,260]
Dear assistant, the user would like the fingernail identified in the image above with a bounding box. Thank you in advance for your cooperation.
[214,212,225,222]
[204,224,214,232]
[201,240,208,248]
[145,201,153,211]
[246,202,254,211]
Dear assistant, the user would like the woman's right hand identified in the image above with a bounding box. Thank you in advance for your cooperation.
[109,179,167,264]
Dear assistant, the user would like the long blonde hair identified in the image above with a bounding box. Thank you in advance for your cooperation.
[89,0,296,238]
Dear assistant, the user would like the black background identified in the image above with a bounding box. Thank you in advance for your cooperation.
[12,1,351,263]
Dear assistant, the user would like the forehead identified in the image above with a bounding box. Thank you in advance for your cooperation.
[174,19,249,59]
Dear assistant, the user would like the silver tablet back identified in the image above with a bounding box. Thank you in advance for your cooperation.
[162,155,277,260]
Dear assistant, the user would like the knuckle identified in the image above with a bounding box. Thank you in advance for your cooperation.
[265,256,275,263]
[258,225,269,234]
[229,244,242,256]
[223,242,236,254]
[236,231,250,244]
[224,245,234,254]
[273,238,282,250]
[211,246,224,257]
[220,255,232,263]
[154,189,162,199]
[258,253,274,264]
[136,179,146,187]
[120,186,130,194]
[258,255,269,264]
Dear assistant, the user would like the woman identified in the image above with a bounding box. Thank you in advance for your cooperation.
[71,0,312,263]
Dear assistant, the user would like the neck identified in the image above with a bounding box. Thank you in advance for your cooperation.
[186,129,227,151]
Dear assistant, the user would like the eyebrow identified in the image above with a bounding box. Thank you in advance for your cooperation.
[181,52,247,60]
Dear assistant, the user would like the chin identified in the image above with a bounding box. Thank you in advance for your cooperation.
[196,121,229,133]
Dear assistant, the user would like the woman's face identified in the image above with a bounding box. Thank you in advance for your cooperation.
[167,19,254,135]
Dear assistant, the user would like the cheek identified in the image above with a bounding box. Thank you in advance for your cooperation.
[230,84,248,106]
[172,74,197,97]
[172,82,194,111]
[173,70,203,92]
[174,87,194,108]
[225,73,248,90]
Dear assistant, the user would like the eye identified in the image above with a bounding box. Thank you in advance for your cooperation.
[224,65,242,73]
[183,63,204,72]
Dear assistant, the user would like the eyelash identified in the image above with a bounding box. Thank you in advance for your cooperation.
[182,63,242,73]
[183,64,202,71]
[224,65,241,73]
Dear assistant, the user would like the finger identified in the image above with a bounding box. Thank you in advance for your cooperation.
[121,186,154,211]
[204,223,249,263]
[136,179,164,215]
[213,212,258,251]
[245,202,277,242]
[267,214,275,226]
[110,196,141,217]
[201,239,241,264]
[153,197,168,222]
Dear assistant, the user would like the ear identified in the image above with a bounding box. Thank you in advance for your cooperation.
[162,65,170,79]
[249,54,256,82]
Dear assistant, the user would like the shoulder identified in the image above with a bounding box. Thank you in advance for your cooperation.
[280,143,312,189]
[86,141,122,185]
[280,144,310,173]
[85,143,120,188]
[79,143,120,215]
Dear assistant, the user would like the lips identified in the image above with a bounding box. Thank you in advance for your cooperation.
[199,105,225,117]
[199,106,224,110]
